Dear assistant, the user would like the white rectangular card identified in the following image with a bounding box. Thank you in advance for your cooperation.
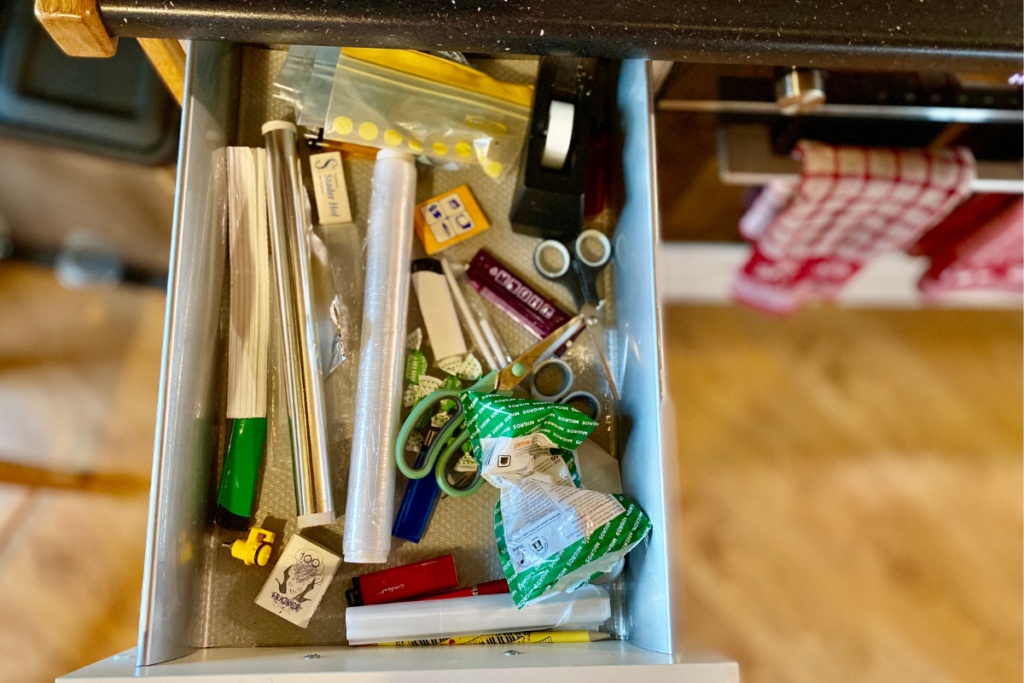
[412,267,467,362]
[255,534,341,628]
[309,151,353,224]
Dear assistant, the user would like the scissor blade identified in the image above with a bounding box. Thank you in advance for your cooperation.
[494,314,585,392]
[580,303,619,401]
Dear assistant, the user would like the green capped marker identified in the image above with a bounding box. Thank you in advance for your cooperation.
[216,147,271,532]
[216,417,268,531]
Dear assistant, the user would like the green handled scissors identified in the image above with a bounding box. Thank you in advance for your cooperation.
[396,313,586,497]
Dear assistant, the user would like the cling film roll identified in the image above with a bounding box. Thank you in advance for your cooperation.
[344,149,418,564]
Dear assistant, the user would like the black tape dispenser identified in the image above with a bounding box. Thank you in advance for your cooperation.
[510,57,614,240]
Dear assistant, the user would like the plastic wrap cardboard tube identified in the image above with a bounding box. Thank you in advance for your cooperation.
[345,584,610,645]
[263,121,335,529]
[344,148,417,564]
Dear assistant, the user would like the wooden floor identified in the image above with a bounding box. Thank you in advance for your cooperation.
[665,306,1023,683]
[0,264,161,683]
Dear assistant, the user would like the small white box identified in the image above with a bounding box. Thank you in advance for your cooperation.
[309,151,353,224]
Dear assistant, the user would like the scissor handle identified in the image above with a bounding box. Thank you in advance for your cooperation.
[573,229,612,268]
[396,390,465,479]
[434,430,484,497]
[534,229,611,309]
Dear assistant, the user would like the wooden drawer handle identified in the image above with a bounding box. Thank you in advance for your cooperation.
[34,0,185,106]
[34,0,116,58]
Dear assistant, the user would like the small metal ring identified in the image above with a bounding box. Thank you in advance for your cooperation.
[530,358,574,403]
[558,390,601,421]
[574,229,611,268]
[534,239,572,279]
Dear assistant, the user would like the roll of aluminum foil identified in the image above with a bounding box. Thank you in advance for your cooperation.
[263,121,335,528]
[344,149,417,563]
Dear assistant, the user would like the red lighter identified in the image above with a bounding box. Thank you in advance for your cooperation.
[345,554,459,606]
[413,578,510,601]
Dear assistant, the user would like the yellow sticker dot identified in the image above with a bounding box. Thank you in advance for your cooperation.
[432,142,449,156]
[333,116,353,135]
[408,140,424,154]
[358,122,378,141]
[484,160,504,178]
[455,142,472,158]
[384,129,403,146]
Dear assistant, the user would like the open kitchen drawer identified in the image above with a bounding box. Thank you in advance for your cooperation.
[59,41,734,682]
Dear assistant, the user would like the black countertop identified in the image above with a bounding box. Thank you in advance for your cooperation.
[99,0,1023,72]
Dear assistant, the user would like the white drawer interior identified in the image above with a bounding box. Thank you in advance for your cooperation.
[137,41,678,672]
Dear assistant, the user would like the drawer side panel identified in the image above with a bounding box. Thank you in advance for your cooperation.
[137,41,239,667]
[614,59,684,655]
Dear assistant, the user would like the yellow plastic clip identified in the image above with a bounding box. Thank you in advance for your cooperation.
[227,527,276,567]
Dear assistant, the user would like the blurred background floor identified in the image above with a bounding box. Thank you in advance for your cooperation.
[0,261,163,682]
[666,307,1023,683]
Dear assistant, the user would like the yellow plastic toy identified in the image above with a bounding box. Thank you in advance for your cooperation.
[224,526,276,567]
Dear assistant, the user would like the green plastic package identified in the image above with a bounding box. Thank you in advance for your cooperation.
[462,392,652,608]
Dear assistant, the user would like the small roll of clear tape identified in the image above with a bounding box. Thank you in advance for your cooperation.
[541,101,575,170]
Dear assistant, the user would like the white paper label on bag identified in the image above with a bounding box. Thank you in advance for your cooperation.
[481,434,624,574]
[500,479,623,575]
[479,434,569,487]
[255,535,341,628]
[309,151,352,224]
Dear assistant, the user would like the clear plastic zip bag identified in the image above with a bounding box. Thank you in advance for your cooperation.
[324,49,532,181]
[272,45,341,128]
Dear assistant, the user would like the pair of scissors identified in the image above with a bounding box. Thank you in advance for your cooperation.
[396,314,587,498]
[533,229,619,400]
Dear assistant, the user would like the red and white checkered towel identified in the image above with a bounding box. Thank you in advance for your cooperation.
[733,141,976,314]
[910,194,1023,297]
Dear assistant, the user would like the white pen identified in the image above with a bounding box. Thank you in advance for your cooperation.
[440,257,499,371]
[480,318,511,366]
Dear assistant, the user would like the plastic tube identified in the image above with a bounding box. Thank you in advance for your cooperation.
[345,584,610,645]
[344,149,417,563]
[263,121,335,529]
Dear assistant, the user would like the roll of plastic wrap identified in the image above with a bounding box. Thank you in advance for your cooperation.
[345,584,610,645]
[540,101,575,170]
[344,148,417,563]
[263,121,335,529]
